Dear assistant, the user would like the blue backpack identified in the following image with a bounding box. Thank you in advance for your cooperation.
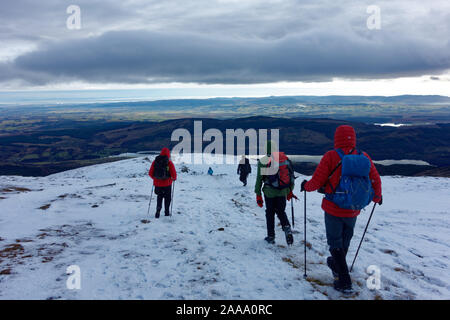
[325,149,374,210]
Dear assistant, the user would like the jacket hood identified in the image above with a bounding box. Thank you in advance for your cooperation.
[160,147,171,158]
[270,151,288,163]
[334,125,356,149]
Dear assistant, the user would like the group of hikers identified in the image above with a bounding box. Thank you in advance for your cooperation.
[148,125,382,294]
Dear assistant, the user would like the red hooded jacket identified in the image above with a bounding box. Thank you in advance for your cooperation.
[304,125,382,218]
[149,147,177,187]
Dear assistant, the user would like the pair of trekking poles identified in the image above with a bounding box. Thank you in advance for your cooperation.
[293,190,377,277]
[146,181,176,218]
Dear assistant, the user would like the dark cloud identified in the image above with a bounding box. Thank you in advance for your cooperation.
[0,0,449,86]
[4,29,448,85]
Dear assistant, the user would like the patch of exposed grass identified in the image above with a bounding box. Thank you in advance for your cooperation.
[0,268,12,275]
[282,257,299,269]
[0,243,24,259]
[382,249,397,256]
[39,204,51,210]
[37,233,48,239]
[306,277,329,287]
[37,243,67,263]
[1,186,31,193]
[301,240,312,249]
[15,238,33,243]
[41,256,53,263]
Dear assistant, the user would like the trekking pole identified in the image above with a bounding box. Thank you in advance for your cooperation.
[170,180,175,217]
[147,185,154,216]
[291,198,295,228]
[350,202,377,272]
[303,190,307,279]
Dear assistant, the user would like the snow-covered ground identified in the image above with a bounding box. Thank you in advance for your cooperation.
[0,155,449,300]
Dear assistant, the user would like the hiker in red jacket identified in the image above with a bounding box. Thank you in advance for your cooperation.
[301,125,382,293]
[149,147,177,218]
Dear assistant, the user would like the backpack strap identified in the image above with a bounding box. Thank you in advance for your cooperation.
[335,148,345,160]
[323,148,355,194]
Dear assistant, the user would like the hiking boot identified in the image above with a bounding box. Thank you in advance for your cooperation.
[164,211,170,217]
[264,236,275,244]
[330,248,353,294]
[333,273,354,295]
[155,209,161,219]
[282,225,294,246]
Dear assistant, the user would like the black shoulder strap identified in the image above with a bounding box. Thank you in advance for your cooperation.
[286,158,294,172]
[287,159,298,181]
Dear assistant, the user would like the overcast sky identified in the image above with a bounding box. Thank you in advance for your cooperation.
[0,0,449,95]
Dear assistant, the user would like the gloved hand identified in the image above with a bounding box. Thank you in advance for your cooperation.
[287,191,293,201]
[287,191,298,201]
[377,195,383,205]
[301,180,308,192]
[256,195,264,208]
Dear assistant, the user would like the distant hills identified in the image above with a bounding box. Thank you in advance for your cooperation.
[52,94,450,107]
[1,116,450,176]
[2,93,449,107]
[239,95,450,105]
[1,94,449,177]
[2,94,449,127]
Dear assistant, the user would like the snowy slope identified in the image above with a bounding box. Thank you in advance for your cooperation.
[0,155,449,300]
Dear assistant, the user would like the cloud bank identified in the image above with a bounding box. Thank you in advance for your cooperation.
[0,0,449,87]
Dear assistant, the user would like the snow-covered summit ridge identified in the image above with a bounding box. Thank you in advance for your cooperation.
[0,155,449,299]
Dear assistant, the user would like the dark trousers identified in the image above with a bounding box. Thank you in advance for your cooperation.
[239,172,249,185]
[265,196,290,237]
[324,212,357,250]
[155,185,172,214]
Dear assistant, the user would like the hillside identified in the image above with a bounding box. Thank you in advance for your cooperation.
[0,155,449,299]
[1,117,450,177]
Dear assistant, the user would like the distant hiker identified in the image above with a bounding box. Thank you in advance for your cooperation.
[149,147,177,218]
[207,167,214,176]
[301,125,382,294]
[237,155,252,186]
[255,140,296,245]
